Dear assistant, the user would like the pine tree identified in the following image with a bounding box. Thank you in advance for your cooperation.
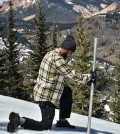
[70,16,91,115]
[69,17,104,118]
[0,5,3,37]
[109,63,120,123]
[93,61,116,120]
[25,1,49,98]
[51,24,57,50]
[0,26,3,37]
[30,1,49,79]
[110,90,120,123]
[0,50,6,94]
[0,5,5,94]
[2,1,26,99]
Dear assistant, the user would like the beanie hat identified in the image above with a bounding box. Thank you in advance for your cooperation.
[66,35,75,41]
[61,35,76,52]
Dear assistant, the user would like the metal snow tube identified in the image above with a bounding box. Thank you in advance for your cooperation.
[87,38,98,134]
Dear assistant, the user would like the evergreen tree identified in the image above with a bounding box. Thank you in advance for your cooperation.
[25,1,49,98]
[70,16,91,115]
[0,5,3,37]
[69,17,104,118]
[94,62,115,120]
[0,26,3,37]
[109,90,120,123]
[29,1,49,79]
[0,50,6,94]
[51,24,57,50]
[109,63,120,123]
[0,5,5,94]
[0,5,6,94]
[2,1,26,99]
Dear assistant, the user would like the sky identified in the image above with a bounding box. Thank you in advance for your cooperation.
[0,95,120,134]
[0,0,7,3]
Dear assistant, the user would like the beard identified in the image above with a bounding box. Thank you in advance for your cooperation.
[61,52,68,59]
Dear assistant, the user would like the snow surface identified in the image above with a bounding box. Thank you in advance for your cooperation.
[0,95,120,134]
[0,37,5,49]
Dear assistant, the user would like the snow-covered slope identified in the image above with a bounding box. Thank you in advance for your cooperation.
[0,95,120,134]
[99,2,119,14]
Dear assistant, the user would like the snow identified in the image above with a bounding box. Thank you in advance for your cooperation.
[0,95,120,134]
[32,0,37,4]
[104,104,110,112]
[0,37,5,49]
[101,4,107,9]
[26,0,31,2]
[65,0,73,5]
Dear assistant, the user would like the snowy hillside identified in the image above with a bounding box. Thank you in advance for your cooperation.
[0,95,120,134]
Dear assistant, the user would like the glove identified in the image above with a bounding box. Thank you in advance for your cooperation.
[87,70,97,85]
[90,70,97,85]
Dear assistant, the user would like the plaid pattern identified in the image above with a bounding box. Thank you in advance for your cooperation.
[34,48,91,106]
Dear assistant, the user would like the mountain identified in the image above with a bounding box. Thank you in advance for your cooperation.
[0,0,120,23]
[0,95,120,134]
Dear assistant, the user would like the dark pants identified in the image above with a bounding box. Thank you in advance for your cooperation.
[21,86,72,130]
[59,86,72,119]
[21,101,55,130]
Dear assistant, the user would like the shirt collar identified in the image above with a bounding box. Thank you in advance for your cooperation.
[55,48,60,53]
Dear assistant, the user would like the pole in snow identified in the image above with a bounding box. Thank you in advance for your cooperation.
[87,38,98,134]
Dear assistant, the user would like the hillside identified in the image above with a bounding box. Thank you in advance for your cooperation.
[0,0,120,23]
[0,9,120,63]
[69,12,120,64]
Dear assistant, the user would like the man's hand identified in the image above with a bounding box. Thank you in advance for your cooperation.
[87,70,97,86]
[80,74,91,85]
[90,70,97,85]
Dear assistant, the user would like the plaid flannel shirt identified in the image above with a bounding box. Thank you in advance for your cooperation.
[34,48,91,106]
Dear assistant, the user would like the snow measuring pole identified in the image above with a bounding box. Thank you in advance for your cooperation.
[87,38,98,134]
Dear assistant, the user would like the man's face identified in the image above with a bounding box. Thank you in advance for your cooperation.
[62,50,73,59]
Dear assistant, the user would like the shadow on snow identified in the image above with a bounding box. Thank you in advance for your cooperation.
[0,122,114,134]
[52,124,114,134]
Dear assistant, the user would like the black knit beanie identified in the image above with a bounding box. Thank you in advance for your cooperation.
[61,35,76,52]
[66,35,75,41]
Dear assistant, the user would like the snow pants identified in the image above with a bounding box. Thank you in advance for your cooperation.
[21,86,73,130]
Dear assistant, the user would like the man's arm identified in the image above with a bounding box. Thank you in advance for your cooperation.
[55,57,91,85]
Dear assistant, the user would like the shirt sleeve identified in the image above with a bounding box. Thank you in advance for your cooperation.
[55,57,91,85]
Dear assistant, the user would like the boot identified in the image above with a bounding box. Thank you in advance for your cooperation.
[56,120,75,129]
[7,112,20,133]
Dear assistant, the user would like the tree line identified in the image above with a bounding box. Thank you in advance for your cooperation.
[0,0,119,123]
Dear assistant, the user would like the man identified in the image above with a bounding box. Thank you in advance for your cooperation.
[7,35,94,132]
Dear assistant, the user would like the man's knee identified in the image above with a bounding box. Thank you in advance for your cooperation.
[40,102,55,122]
